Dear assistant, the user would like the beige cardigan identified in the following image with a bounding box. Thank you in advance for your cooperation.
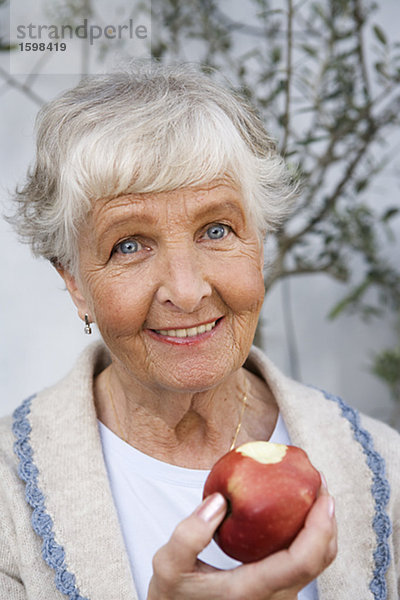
[1,341,399,599]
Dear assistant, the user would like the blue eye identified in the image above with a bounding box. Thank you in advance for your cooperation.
[205,224,229,240]
[117,239,140,254]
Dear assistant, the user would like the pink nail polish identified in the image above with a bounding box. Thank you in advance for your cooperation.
[197,493,226,522]
[328,496,335,518]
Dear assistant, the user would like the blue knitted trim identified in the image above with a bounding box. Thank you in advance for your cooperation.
[12,396,89,600]
[320,389,392,600]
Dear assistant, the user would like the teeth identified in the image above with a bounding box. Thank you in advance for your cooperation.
[155,320,217,338]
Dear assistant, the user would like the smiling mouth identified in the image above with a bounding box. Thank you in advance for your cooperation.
[153,319,220,338]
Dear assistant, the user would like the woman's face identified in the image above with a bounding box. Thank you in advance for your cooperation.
[64,183,265,394]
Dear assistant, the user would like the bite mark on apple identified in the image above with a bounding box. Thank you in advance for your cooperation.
[235,441,287,464]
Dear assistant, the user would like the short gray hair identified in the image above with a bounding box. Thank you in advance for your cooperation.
[9,61,296,274]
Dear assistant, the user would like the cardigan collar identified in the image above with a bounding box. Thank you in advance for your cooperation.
[14,341,388,600]
[16,341,137,599]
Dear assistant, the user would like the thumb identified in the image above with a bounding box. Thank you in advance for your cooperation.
[153,493,227,576]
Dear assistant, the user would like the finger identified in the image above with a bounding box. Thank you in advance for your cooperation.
[265,491,337,589]
[290,491,336,560]
[318,471,328,494]
[152,493,227,583]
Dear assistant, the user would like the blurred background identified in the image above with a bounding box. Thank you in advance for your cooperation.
[1,0,399,426]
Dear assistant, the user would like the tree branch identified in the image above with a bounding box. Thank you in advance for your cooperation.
[265,257,341,291]
[283,129,375,250]
[353,0,372,109]
[280,0,294,156]
[0,66,45,106]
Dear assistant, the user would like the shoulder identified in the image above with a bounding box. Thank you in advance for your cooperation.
[246,345,400,487]
[246,346,353,442]
[360,410,400,447]
[0,341,109,498]
[0,413,14,451]
[0,414,17,477]
[247,344,399,441]
[0,407,32,552]
[0,398,38,504]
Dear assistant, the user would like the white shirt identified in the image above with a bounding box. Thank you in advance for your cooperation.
[99,414,318,600]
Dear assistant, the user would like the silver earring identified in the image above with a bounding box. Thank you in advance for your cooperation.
[84,314,92,335]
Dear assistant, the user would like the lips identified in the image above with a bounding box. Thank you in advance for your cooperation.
[153,319,219,338]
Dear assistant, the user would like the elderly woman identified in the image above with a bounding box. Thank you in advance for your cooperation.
[1,62,399,600]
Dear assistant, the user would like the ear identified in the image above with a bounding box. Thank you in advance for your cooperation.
[56,266,92,322]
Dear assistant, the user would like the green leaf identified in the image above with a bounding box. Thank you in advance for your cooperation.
[373,24,387,46]
[271,46,281,63]
[328,280,371,319]
[301,44,317,57]
[296,135,329,146]
[382,207,400,222]
[372,348,400,387]
[0,43,18,51]
[374,61,387,76]
[355,179,368,193]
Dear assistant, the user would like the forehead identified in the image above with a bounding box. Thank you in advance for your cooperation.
[90,183,247,227]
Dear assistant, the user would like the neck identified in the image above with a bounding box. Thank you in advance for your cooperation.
[94,362,277,468]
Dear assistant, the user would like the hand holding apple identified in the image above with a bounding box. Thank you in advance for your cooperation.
[203,441,321,563]
[149,457,336,600]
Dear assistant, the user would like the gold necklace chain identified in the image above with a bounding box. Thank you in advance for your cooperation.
[229,375,248,451]
[105,367,248,451]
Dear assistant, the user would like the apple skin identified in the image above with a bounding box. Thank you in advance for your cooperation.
[203,441,321,563]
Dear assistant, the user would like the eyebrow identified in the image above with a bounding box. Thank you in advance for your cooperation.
[93,198,158,238]
[190,200,246,222]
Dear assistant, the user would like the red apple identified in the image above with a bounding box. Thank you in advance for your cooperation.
[203,441,321,563]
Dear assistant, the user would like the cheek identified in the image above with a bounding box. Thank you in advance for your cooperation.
[217,254,265,316]
[86,272,154,338]
[215,254,264,362]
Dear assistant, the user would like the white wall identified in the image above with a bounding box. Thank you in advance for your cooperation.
[1,2,399,427]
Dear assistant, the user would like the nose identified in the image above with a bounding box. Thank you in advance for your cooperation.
[155,244,212,313]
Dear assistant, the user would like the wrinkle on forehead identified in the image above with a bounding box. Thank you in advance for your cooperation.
[89,183,247,238]
[93,179,239,212]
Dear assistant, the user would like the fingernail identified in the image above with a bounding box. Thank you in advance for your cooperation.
[197,493,226,523]
[328,496,335,519]
[320,471,327,489]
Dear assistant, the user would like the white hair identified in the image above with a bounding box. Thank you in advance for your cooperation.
[10,61,297,274]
